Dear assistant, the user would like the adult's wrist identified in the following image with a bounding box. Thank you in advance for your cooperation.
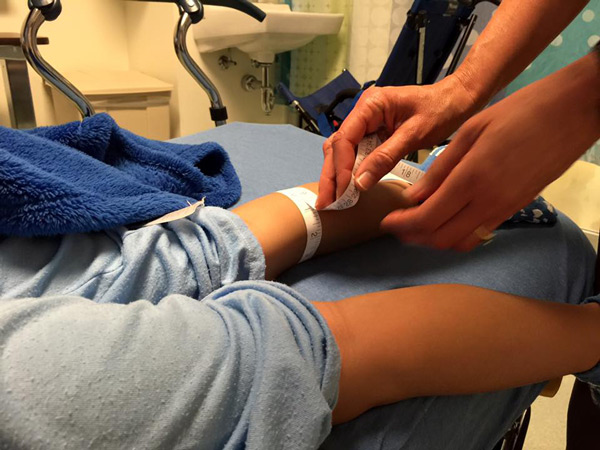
[445,68,493,118]
[437,74,483,122]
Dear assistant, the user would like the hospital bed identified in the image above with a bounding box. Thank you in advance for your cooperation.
[175,122,597,450]
[18,1,599,449]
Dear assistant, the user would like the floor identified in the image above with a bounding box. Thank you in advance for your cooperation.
[523,375,575,450]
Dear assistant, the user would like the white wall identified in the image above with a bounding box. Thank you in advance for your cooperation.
[124,1,291,137]
[0,0,292,136]
[0,0,130,127]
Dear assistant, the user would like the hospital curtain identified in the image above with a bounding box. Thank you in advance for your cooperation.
[346,0,408,85]
[288,0,354,96]
[288,0,413,95]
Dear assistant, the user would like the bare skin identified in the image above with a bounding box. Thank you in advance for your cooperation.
[385,52,600,251]
[316,0,591,209]
[233,181,600,423]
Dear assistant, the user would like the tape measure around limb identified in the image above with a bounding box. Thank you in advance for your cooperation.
[322,134,426,211]
[322,134,379,211]
[389,160,425,184]
[277,187,322,263]
[275,136,428,262]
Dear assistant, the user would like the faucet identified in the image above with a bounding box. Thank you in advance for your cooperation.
[167,0,265,126]
[21,0,95,118]
[22,0,266,127]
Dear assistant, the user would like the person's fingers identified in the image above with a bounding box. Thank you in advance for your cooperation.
[353,118,423,191]
[380,166,474,238]
[316,138,337,209]
[422,202,499,250]
[452,228,490,253]
[328,131,358,200]
[336,87,388,146]
[452,216,505,252]
[403,124,480,204]
[316,89,390,205]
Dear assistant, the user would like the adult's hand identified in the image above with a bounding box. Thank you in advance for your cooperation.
[315,76,477,209]
[382,53,600,251]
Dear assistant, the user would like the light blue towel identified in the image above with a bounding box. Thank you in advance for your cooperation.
[0,207,340,449]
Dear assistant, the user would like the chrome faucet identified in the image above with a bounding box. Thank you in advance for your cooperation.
[169,0,266,126]
[139,0,265,126]
[21,0,95,119]
[173,0,227,126]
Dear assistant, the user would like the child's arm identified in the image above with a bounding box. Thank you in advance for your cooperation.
[236,181,600,425]
[315,286,600,424]
[233,180,411,280]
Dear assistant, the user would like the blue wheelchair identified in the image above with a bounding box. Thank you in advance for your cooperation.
[278,0,500,138]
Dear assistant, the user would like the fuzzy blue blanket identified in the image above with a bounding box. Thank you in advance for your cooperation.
[0,114,241,237]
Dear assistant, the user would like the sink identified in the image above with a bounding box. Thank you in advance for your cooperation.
[193,3,344,63]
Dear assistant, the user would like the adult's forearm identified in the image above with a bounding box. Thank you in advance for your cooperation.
[453,0,589,110]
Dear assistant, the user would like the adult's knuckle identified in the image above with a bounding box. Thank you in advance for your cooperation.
[460,169,484,191]
[430,235,452,250]
[410,215,434,235]
[364,88,387,115]
[371,150,397,172]
[330,130,345,145]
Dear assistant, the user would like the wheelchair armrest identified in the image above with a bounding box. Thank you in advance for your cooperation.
[321,88,361,118]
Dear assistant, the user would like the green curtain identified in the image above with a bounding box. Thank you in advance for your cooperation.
[288,0,354,96]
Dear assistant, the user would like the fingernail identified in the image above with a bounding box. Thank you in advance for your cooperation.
[356,171,375,190]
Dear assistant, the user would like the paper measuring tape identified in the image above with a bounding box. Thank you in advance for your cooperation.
[277,187,322,263]
[322,134,426,211]
[144,198,205,227]
[390,160,425,184]
[277,135,428,262]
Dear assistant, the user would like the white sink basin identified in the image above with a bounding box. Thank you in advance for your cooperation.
[193,3,344,63]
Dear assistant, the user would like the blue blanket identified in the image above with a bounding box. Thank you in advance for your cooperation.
[0,114,241,237]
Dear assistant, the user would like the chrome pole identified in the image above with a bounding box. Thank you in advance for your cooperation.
[174,11,227,126]
[20,8,95,118]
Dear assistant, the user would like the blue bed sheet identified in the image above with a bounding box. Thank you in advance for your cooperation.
[173,122,597,450]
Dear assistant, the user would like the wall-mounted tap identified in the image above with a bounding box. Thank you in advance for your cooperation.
[22,0,95,118]
[139,0,265,126]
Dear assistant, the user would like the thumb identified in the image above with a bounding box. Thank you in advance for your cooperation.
[354,122,419,191]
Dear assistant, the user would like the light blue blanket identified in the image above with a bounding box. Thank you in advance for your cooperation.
[1,121,597,450]
[0,207,339,449]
